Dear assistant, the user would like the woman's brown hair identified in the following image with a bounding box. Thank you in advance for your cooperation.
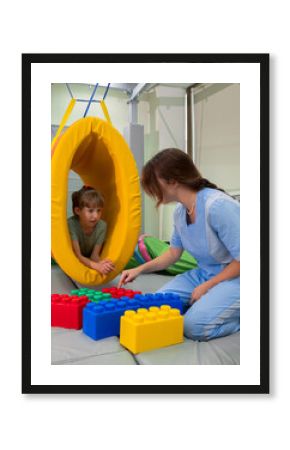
[141,148,224,207]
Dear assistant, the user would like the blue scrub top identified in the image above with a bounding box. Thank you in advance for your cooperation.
[170,188,240,276]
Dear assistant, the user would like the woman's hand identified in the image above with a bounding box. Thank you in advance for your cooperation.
[91,259,115,275]
[189,281,212,305]
[118,267,141,287]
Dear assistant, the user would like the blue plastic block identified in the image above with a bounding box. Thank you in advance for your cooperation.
[83,298,141,341]
[133,292,184,313]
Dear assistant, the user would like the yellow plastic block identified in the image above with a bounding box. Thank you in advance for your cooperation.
[120,305,184,354]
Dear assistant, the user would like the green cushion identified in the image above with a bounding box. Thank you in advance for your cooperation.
[144,236,198,275]
[125,255,140,269]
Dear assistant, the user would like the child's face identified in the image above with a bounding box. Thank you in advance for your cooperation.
[75,204,103,227]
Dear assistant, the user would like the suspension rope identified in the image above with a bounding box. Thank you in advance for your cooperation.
[52,98,76,147]
[83,83,99,117]
[100,100,112,124]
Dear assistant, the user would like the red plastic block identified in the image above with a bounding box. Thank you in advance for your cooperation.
[51,294,89,329]
[101,287,142,299]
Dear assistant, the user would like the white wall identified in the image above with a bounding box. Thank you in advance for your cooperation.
[194,83,240,195]
[51,83,240,237]
[140,84,240,241]
[139,85,186,240]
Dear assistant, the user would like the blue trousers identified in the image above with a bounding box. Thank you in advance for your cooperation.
[156,269,240,341]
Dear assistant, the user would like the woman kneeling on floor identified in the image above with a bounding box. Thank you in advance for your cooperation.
[118,148,240,342]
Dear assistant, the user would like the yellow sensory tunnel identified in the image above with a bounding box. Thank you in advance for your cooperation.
[51,116,141,285]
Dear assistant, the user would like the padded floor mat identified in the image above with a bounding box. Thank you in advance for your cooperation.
[51,267,240,365]
[135,333,240,365]
[52,329,137,365]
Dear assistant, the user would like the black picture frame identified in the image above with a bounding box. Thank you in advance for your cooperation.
[22,53,269,394]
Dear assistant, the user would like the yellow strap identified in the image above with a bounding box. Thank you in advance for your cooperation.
[100,100,112,124]
[52,98,76,147]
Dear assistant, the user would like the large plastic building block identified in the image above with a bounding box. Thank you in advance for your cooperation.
[120,306,184,353]
[51,294,89,329]
[134,293,184,313]
[83,298,141,340]
[102,287,142,298]
[71,288,112,303]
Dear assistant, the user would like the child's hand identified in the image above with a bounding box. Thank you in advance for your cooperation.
[91,259,115,275]
[100,259,115,274]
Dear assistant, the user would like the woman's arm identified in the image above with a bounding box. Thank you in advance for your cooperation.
[190,259,240,304]
[189,196,241,304]
[139,246,183,273]
[118,246,183,287]
[207,259,240,289]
